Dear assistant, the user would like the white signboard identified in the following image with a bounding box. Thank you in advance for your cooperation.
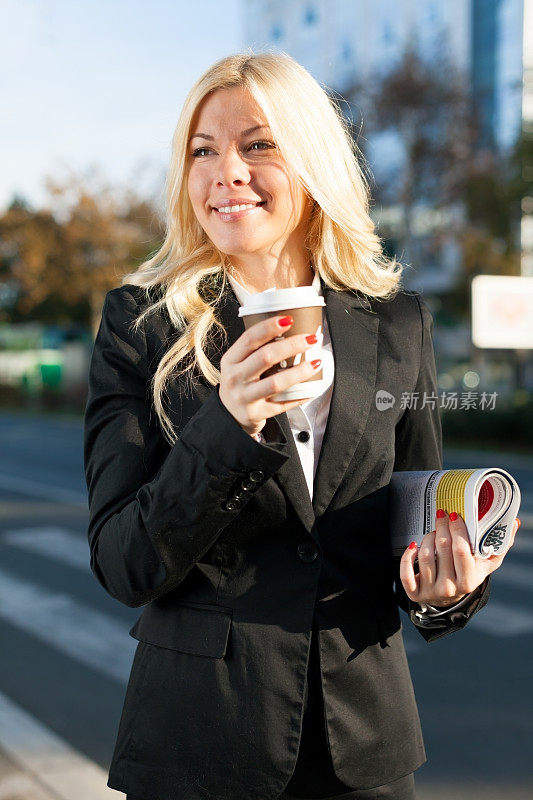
[471,275,533,349]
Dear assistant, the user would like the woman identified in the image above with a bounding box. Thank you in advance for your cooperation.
[83,52,519,800]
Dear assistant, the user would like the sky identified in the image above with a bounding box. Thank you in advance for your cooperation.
[1,0,246,210]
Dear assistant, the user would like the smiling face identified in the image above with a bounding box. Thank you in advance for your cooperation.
[186,86,313,279]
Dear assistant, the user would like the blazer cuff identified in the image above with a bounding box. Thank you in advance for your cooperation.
[414,591,478,618]
[179,384,289,472]
[409,575,491,641]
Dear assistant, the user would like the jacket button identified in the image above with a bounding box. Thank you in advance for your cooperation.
[240,478,256,492]
[297,541,318,562]
[249,470,265,483]
[297,430,310,443]
[223,497,242,511]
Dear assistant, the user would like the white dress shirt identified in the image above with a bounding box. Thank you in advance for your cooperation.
[227,267,333,501]
[226,267,474,619]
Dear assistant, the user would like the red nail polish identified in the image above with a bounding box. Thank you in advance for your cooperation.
[517,518,521,528]
[305,334,317,344]
[311,359,321,369]
[278,316,293,327]
[449,511,458,522]
[409,541,417,550]
[436,509,446,518]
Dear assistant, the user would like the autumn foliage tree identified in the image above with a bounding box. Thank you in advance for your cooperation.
[0,170,164,334]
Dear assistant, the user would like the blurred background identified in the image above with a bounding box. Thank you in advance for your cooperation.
[0,1,531,799]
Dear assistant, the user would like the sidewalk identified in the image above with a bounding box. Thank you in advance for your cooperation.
[0,745,59,800]
[416,781,532,800]
[0,692,122,800]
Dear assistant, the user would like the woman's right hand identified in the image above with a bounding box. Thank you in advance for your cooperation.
[218,315,322,437]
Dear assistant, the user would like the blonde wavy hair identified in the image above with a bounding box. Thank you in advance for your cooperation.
[122,50,404,444]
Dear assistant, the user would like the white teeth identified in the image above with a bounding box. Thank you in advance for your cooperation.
[218,203,259,213]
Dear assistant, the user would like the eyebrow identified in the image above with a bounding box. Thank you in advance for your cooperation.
[188,125,270,143]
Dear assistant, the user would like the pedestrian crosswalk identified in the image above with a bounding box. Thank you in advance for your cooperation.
[1,522,532,654]
[0,520,532,799]
[0,566,135,683]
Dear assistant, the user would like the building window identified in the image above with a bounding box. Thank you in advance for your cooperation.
[303,5,318,26]
[382,21,394,45]
[269,23,283,42]
[341,40,352,61]
[427,0,439,24]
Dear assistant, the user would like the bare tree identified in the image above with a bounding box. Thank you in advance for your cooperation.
[341,44,481,271]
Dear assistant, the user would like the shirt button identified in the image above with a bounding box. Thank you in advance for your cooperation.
[297,541,318,562]
[249,470,265,483]
[297,430,310,443]
[223,497,242,511]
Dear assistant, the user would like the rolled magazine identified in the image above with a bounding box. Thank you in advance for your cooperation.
[389,468,521,560]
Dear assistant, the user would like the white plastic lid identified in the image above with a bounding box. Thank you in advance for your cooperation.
[238,285,325,316]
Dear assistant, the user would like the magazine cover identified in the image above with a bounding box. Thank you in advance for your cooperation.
[389,468,521,559]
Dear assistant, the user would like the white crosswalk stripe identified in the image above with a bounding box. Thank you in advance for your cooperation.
[0,473,86,506]
[468,600,533,636]
[512,534,533,555]
[0,567,136,683]
[495,561,533,591]
[2,527,90,570]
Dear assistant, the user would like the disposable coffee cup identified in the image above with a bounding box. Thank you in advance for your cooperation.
[238,285,326,402]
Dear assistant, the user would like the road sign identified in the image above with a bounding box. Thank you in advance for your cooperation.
[471,275,533,349]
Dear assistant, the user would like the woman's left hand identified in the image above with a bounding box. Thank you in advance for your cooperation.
[399,510,521,608]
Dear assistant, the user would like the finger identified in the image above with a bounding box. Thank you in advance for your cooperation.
[399,542,420,601]
[224,315,295,367]
[510,517,520,548]
[245,357,322,406]
[448,511,479,595]
[417,528,437,588]
[243,332,319,384]
[434,509,456,588]
[270,395,315,412]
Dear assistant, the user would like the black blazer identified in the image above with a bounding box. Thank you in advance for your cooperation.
[83,278,490,800]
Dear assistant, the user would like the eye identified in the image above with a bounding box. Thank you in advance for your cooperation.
[248,140,276,151]
[191,140,276,158]
[191,147,213,158]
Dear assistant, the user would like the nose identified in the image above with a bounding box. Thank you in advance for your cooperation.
[217,146,251,187]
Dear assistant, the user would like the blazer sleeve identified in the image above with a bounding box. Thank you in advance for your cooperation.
[392,293,491,643]
[83,286,289,608]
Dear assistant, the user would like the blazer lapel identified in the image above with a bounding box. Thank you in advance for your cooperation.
[311,285,380,518]
[185,278,379,534]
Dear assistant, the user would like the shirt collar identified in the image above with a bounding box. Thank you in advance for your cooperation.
[227,266,322,306]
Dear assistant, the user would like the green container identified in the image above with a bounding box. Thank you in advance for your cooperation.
[40,363,62,387]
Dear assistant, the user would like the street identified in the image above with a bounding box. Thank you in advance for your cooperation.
[0,412,531,800]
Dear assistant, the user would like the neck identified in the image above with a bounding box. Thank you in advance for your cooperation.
[227,259,314,293]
